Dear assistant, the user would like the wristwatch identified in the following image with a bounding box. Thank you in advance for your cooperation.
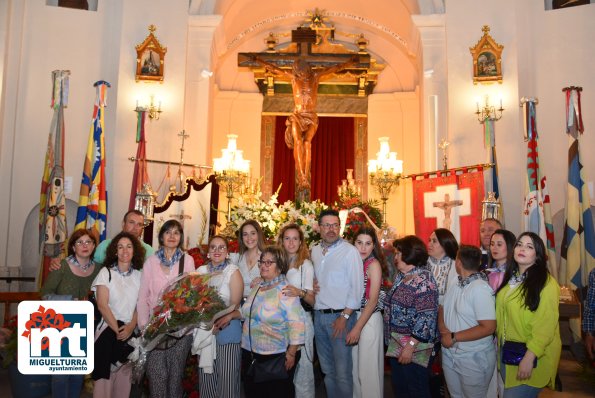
[340,312,350,320]
[451,332,457,344]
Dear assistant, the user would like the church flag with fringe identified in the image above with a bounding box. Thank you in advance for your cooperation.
[521,98,558,278]
[38,70,70,285]
[128,110,150,210]
[75,81,110,241]
[412,168,484,246]
[560,88,595,289]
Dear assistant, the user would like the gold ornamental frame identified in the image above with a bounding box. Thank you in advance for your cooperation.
[470,25,503,85]
[135,25,167,82]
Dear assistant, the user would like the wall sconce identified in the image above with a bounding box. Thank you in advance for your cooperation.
[475,94,504,123]
[135,95,162,121]
[201,69,213,79]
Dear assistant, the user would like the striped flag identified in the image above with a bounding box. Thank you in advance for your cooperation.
[521,98,558,278]
[75,81,110,241]
[560,88,595,289]
[482,118,500,199]
[128,110,150,210]
[38,70,70,285]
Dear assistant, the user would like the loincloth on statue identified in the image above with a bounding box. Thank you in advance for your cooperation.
[284,112,319,148]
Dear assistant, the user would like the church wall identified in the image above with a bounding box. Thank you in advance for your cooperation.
[368,90,421,236]
[444,0,595,237]
[0,0,193,273]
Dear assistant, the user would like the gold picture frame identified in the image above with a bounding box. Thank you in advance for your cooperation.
[135,25,167,82]
[469,25,503,85]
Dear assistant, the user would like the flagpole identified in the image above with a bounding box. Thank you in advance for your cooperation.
[38,70,70,287]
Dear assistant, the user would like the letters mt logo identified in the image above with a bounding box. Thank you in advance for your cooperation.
[18,301,94,374]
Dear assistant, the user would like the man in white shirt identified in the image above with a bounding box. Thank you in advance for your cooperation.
[311,209,364,398]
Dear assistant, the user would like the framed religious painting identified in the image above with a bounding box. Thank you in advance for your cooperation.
[469,25,503,84]
[135,25,167,82]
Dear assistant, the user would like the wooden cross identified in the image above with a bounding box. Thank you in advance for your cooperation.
[238,28,370,77]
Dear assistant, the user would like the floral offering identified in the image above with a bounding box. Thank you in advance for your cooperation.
[142,273,227,342]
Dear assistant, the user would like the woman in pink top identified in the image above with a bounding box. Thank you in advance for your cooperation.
[136,220,195,398]
[486,229,516,291]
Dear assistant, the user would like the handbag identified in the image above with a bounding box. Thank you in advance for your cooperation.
[501,299,537,368]
[385,332,434,367]
[501,341,537,368]
[244,286,290,382]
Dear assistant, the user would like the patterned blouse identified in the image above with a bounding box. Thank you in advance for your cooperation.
[383,267,439,345]
[241,279,305,355]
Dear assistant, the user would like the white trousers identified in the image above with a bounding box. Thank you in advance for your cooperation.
[352,311,384,398]
[294,311,315,398]
[442,346,496,398]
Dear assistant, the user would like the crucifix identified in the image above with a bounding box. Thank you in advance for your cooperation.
[433,193,464,231]
[239,27,370,201]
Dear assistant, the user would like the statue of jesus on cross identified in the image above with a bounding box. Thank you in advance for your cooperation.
[252,55,357,190]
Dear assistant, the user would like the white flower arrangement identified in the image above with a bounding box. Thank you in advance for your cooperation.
[230,193,328,246]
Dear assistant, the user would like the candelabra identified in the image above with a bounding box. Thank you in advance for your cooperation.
[337,169,362,201]
[368,137,403,227]
[213,134,250,237]
[475,95,504,122]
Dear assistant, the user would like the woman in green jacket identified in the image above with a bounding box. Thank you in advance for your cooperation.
[495,232,561,398]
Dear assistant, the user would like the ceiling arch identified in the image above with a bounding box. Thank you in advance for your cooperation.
[190,0,439,93]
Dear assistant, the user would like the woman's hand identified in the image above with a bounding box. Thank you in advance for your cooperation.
[285,352,296,370]
[282,285,301,297]
[398,343,414,364]
[345,327,361,345]
[117,322,135,341]
[213,312,233,332]
[517,351,536,380]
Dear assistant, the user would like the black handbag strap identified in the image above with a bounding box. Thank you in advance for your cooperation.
[248,286,261,359]
[179,253,185,275]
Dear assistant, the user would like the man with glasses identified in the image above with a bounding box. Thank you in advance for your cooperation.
[311,209,364,398]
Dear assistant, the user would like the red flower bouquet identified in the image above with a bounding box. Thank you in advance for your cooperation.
[131,272,232,380]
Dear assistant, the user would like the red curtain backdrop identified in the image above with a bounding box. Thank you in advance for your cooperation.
[273,116,354,204]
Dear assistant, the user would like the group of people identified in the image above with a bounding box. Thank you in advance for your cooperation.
[40,209,567,398]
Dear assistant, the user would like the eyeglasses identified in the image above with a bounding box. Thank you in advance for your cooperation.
[320,223,340,230]
[75,240,95,246]
[258,260,276,267]
[209,245,227,252]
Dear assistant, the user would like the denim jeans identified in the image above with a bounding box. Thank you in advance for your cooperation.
[51,374,84,398]
[389,357,431,398]
[314,311,356,398]
[500,356,542,398]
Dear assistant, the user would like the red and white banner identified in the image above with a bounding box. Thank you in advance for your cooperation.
[412,169,485,246]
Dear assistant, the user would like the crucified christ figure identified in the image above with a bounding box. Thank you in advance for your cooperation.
[253,55,357,190]
[433,193,463,231]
